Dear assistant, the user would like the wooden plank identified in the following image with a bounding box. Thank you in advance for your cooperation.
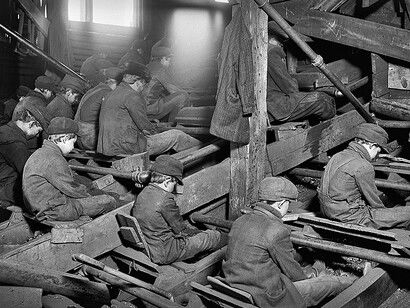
[388,63,410,90]
[0,286,42,308]
[177,159,230,215]
[323,267,397,308]
[18,0,50,36]
[273,4,410,62]
[229,2,268,219]
[265,110,365,175]
[0,202,133,272]
[371,53,389,98]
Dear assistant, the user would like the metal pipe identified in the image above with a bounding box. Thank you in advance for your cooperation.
[0,23,88,83]
[69,164,133,179]
[179,139,226,167]
[82,266,183,308]
[190,213,410,270]
[253,0,375,123]
[334,76,370,97]
[289,168,410,191]
[377,120,410,129]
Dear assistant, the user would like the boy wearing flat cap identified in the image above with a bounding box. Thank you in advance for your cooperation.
[80,48,114,87]
[47,74,89,120]
[98,62,201,156]
[132,155,223,264]
[118,39,147,67]
[144,38,189,125]
[23,117,117,221]
[75,67,124,150]
[0,101,49,207]
[266,21,335,124]
[223,177,354,308]
[319,123,410,229]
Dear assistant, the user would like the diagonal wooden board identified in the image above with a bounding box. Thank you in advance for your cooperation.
[272,2,410,62]
[0,202,133,272]
[323,267,398,308]
[266,110,365,176]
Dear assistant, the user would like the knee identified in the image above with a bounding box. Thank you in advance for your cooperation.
[317,92,336,120]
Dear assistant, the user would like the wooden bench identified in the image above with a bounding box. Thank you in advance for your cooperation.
[191,276,257,308]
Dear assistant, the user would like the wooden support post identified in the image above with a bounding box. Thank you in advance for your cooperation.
[229,2,268,219]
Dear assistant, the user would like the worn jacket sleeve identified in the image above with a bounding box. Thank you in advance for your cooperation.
[46,156,90,199]
[355,164,385,208]
[267,47,298,94]
[0,142,30,175]
[159,195,185,234]
[156,71,183,94]
[125,94,157,134]
[267,226,307,282]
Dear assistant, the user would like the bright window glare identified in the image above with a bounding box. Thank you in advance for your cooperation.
[68,0,85,22]
[215,0,229,3]
[93,0,135,27]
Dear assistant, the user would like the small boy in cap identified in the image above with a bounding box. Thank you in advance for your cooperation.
[118,39,147,67]
[47,74,89,120]
[319,123,410,229]
[223,177,355,308]
[0,101,49,207]
[132,155,223,264]
[98,62,201,156]
[23,117,117,221]
[75,67,124,150]
[145,37,189,124]
[266,21,335,123]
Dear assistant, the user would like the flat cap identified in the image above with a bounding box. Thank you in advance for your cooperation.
[151,155,183,184]
[59,75,88,95]
[47,117,79,135]
[151,46,173,58]
[102,67,124,80]
[35,76,57,92]
[124,62,151,83]
[24,98,51,130]
[16,85,31,98]
[355,123,389,152]
[259,177,298,202]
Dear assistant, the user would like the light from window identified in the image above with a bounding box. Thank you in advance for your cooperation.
[92,0,135,27]
[68,0,86,22]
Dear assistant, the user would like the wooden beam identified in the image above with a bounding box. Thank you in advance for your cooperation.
[229,1,268,219]
[0,202,133,272]
[265,110,365,175]
[18,0,50,36]
[0,260,110,306]
[177,159,230,215]
[287,10,410,63]
[322,267,397,308]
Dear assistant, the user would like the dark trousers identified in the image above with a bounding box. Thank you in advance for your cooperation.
[147,91,189,123]
[286,92,336,122]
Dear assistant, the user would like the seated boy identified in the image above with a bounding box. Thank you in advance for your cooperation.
[132,155,223,264]
[23,117,117,221]
[223,177,355,307]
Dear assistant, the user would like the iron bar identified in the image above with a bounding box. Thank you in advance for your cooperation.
[253,0,375,123]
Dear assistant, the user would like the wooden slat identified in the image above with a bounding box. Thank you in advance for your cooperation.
[0,202,133,272]
[177,159,230,215]
[323,267,397,308]
[18,0,50,36]
[265,110,365,175]
[288,10,410,63]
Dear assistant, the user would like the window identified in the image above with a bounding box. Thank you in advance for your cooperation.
[68,0,138,27]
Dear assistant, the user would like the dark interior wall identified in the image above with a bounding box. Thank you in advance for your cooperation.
[144,0,231,89]
[0,0,46,100]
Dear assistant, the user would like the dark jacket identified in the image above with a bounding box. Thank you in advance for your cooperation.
[80,54,114,87]
[131,184,189,264]
[0,123,31,206]
[266,45,300,121]
[318,141,385,225]
[75,83,112,124]
[47,94,74,119]
[97,82,156,156]
[23,140,89,218]
[223,203,306,308]
[210,2,255,144]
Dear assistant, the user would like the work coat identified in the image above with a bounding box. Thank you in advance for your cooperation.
[47,94,74,119]
[97,82,156,156]
[223,203,306,308]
